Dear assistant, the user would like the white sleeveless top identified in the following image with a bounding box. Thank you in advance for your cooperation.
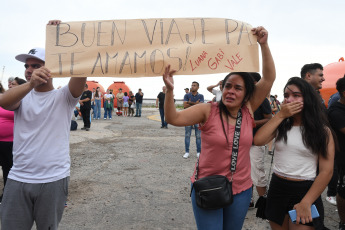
[273,126,318,181]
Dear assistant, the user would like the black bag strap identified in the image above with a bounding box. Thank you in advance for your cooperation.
[194,107,243,181]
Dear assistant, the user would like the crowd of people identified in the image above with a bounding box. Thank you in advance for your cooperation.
[0,20,344,230]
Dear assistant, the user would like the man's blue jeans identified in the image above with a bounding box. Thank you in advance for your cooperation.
[135,103,142,116]
[191,185,252,230]
[159,108,167,127]
[185,124,201,153]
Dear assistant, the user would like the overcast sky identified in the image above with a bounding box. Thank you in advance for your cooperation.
[1,0,344,100]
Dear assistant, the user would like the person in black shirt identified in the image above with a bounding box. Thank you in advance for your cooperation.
[328,76,345,230]
[79,84,92,131]
[156,86,167,128]
[134,88,144,117]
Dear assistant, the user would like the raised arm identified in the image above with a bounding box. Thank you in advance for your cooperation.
[249,27,276,112]
[163,65,210,126]
[0,67,50,110]
[69,78,87,98]
[206,80,222,93]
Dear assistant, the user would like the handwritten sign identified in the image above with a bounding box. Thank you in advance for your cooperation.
[45,18,259,78]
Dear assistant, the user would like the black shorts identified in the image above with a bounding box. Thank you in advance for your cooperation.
[337,166,345,199]
[265,173,324,226]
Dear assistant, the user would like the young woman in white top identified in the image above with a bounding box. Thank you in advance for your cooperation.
[254,77,335,230]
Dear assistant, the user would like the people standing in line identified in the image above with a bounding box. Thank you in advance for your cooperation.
[249,73,272,207]
[156,86,168,128]
[207,80,223,102]
[116,88,124,112]
[162,26,275,230]
[93,87,102,120]
[79,84,92,131]
[128,91,135,117]
[122,92,129,117]
[254,77,334,229]
[135,88,143,117]
[0,20,86,229]
[182,81,204,159]
[104,89,114,120]
[327,75,345,230]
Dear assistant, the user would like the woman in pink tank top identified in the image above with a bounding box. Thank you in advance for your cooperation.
[162,26,276,230]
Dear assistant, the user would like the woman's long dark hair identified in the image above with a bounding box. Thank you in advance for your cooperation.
[95,87,100,98]
[276,77,330,158]
[218,72,255,143]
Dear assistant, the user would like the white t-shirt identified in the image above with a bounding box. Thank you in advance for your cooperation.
[9,85,79,183]
[273,126,318,181]
[212,89,222,102]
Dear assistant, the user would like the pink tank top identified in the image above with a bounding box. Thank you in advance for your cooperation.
[0,107,14,142]
[191,102,254,195]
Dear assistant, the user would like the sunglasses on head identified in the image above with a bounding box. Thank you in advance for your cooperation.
[24,64,42,69]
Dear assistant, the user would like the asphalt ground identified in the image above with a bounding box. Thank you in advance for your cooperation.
[0,107,339,229]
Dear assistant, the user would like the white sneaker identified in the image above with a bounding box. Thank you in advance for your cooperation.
[104,118,106,120]
[197,153,200,158]
[326,196,337,206]
[183,152,189,159]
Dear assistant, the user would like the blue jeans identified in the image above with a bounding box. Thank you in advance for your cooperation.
[185,124,201,153]
[191,185,252,230]
[135,103,142,116]
[93,100,101,119]
[159,108,167,127]
[104,107,112,119]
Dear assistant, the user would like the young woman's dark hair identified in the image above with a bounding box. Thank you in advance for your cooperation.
[124,92,128,96]
[95,87,100,98]
[276,77,331,158]
[14,77,26,85]
[218,72,255,143]
[0,83,4,93]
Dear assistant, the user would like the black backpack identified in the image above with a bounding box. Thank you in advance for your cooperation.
[71,120,78,131]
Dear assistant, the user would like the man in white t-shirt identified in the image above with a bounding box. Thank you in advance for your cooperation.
[0,20,86,230]
[206,80,223,102]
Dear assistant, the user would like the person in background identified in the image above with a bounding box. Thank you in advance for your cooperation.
[327,75,345,230]
[128,91,135,117]
[135,88,144,117]
[93,87,102,120]
[79,84,92,131]
[7,77,14,89]
[91,88,95,119]
[328,92,340,108]
[104,89,114,120]
[183,81,204,159]
[254,77,334,229]
[207,80,223,102]
[249,73,272,208]
[116,88,124,112]
[184,88,190,95]
[10,77,26,88]
[156,86,168,128]
[122,92,129,117]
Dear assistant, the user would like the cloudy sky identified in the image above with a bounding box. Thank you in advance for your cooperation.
[1,0,344,100]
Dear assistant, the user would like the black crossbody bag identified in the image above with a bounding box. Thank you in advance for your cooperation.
[190,108,242,210]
